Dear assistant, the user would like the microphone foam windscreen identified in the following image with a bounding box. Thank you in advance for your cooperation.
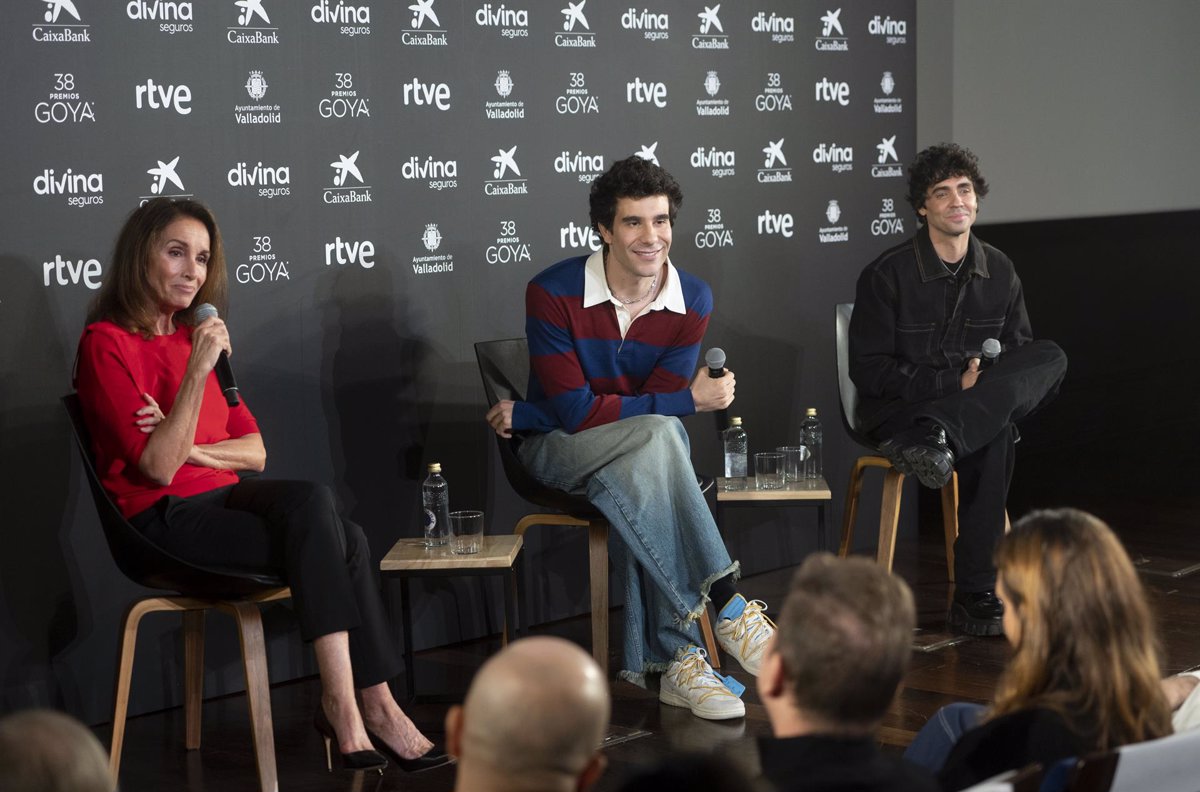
[705,347,726,370]
[982,338,1001,359]
[194,303,218,322]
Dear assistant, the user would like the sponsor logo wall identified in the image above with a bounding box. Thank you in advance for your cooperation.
[2,0,914,725]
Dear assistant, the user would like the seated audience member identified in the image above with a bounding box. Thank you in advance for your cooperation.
[613,752,760,792]
[905,508,1173,790]
[757,553,937,792]
[0,708,113,792]
[73,198,447,774]
[446,636,611,792]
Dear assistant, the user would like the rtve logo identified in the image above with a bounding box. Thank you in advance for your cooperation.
[135,78,192,114]
[756,210,794,238]
[403,78,451,110]
[626,78,667,108]
[44,254,102,289]
[559,220,601,251]
[815,77,849,106]
[324,236,375,268]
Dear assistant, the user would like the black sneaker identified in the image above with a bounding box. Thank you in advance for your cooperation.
[948,589,1004,637]
[878,424,956,489]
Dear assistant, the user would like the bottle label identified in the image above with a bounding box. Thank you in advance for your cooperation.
[423,509,436,530]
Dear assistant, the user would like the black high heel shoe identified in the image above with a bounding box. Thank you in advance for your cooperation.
[366,728,454,773]
[314,708,388,774]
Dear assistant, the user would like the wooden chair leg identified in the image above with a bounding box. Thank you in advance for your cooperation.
[940,472,960,583]
[109,597,170,784]
[224,601,277,792]
[839,458,871,557]
[183,609,205,751]
[588,520,610,674]
[876,468,906,572]
[699,609,721,669]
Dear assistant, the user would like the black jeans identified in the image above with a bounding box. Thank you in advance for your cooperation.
[132,479,400,688]
[870,340,1068,591]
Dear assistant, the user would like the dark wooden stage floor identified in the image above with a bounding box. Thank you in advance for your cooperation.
[98,490,1200,792]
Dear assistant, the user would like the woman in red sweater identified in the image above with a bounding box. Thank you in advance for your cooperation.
[75,198,448,775]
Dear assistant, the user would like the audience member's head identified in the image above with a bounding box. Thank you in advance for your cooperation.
[447,636,611,792]
[992,508,1172,749]
[0,708,114,792]
[613,752,760,792]
[758,553,915,738]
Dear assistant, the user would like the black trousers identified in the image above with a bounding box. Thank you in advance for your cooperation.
[132,479,400,688]
[870,340,1068,592]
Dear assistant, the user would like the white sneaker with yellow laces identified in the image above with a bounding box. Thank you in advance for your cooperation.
[659,646,745,720]
[715,595,776,676]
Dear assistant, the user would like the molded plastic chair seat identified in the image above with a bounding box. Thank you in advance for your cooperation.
[474,339,720,674]
[1066,727,1200,792]
[63,394,290,792]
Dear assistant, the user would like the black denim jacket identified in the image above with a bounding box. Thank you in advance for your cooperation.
[849,224,1032,430]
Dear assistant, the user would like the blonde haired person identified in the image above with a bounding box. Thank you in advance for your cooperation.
[907,508,1173,790]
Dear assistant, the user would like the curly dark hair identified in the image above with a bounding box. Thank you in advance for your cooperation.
[588,156,683,240]
[906,143,990,217]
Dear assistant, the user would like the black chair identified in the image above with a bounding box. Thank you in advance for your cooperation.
[62,394,289,792]
[833,304,960,578]
[1064,727,1200,792]
[473,339,720,674]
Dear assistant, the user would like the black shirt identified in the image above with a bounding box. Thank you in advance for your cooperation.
[759,734,939,792]
[938,708,1094,791]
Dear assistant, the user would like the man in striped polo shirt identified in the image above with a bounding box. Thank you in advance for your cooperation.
[485,156,774,720]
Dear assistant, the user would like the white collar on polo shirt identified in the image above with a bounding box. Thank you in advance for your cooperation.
[582,250,686,314]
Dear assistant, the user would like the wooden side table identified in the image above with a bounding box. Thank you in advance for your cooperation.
[380,535,523,702]
[715,476,832,550]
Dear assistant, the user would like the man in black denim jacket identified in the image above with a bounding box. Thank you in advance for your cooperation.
[849,144,1067,636]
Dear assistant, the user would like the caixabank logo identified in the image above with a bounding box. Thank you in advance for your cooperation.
[875,71,902,114]
[228,0,279,44]
[235,70,281,124]
[36,72,95,124]
[871,136,903,178]
[814,7,846,52]
[403,0,447,45]
[487,70,525,120]
[556,72,599,115]
[556,0,594,48]
[868,14,907,45]
[554,150,604,184]
[235,234,290,284]
[486,219,531,264]
[324,151,373,204]
[559,219,600,252]
[34,166,103,207]
[751,10,793,44]
[141,155,193,204]
[621,7,668,41]
[755,72,792,112]
[401,153,458,191]
[694,207,733,249]
[634,141,660,166]
[126,1,194,34]
[32,0,91,42]
[485,147,527,197]
[43,252,102,289]
[227,160,291,199]
[818,200,849,244]
[690,146,734,179]
[476,3,528,39]
[692,5,727,49]
[757,139,791,183]
[319,72,370,119]
[696,71,729,117]
[413,223,453,274]
[310,1,370,37]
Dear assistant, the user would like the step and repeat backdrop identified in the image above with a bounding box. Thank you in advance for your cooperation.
[1,0,915,722]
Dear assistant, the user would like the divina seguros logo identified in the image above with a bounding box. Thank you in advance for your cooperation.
[401,152,458,191]
[556,1,594,47]
[126,1,193,34]
[324,151,373,203]
[319,71,369,119]
[869,14,907,45]
[752,10,794,43]
[812,142,853,173]
[622,8,668,41]
[36,73,95,124]
[33,0,91,42]
[228,0,279,44]
[227,161,291,199]
[554,150,604,184]
[690,146,735,179]
[34,166,104,207]
[310,1,370,37]
[476,3,528,38]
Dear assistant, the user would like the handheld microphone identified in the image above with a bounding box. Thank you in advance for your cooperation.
[704,347,729,432]
[979,338,1001,370]
[194,303,240,407]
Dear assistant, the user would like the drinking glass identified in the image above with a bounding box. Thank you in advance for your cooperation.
[449,510,484,554]
[755,452,785,490]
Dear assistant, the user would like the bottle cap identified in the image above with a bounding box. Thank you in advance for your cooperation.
[428,463,442,473]
[805,408,817,416]
[729,417,742,427]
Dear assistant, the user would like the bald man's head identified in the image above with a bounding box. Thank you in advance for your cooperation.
[449,637,610,792]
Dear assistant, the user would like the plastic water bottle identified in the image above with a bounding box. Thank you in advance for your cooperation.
[421,463,450,547]
[722,417,748,491]
[800,408,823,480]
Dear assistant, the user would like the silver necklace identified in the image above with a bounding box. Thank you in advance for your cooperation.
[614,275,658,304]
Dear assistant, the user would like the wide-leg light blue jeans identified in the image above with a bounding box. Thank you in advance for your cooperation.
[517,414,738,684]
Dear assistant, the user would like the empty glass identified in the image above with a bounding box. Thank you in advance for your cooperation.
[449,510,484,554]
[777,445,811,483]
[755,452,785,490]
